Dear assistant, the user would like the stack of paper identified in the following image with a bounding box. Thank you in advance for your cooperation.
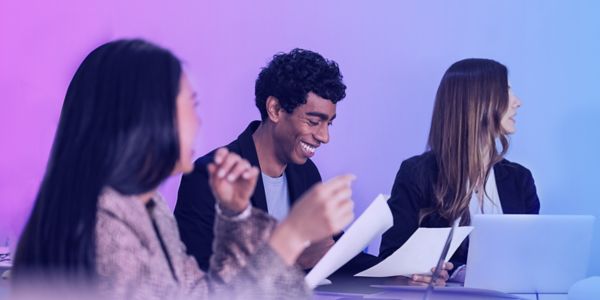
[356,226,473,277]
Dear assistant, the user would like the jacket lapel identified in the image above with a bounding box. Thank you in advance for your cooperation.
[494,160,519,214]
[236,121,269,212]
[285,165,303,207]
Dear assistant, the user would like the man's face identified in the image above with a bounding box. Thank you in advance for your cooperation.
[274,92,337,165]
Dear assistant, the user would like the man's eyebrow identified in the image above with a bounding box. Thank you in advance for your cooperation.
[305,111,336,121]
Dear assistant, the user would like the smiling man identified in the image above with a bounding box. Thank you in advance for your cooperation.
[175,49,376,274]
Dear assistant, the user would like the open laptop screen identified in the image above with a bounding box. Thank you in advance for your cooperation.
[465,214,594,293]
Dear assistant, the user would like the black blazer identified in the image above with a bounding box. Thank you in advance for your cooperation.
[174,121,321,271]
[379,151,540,268]
[175,121,377,274]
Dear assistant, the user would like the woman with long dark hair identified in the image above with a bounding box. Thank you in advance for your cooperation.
[13,39,355,299]
[379,58,540,285]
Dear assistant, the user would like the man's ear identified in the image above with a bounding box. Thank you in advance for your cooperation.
[266,96,284,123]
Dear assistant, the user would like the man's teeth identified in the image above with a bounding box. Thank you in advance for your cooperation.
[301,142,316,153]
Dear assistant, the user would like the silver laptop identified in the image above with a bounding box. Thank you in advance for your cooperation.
[465,214,595,293]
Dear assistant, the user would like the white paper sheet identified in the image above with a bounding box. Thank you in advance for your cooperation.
[355,226,473,277]
[305,194,393,289]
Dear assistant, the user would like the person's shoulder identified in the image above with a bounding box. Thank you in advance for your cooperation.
[97,188,144,220]
[96,189,149,244]
[392,151,437,187]
[496,158,533,177]
[400,151,436,172]
[193,149,216,170]
[191,139,243,173]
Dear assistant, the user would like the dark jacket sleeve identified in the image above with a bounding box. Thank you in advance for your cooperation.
[174,157,216,271]
[378,158,425,259]
[520,167,540,214]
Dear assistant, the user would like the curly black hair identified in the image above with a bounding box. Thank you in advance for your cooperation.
[255,48,346,120]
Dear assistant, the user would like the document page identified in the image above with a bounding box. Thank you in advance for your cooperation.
[305,194,393,289]
[355,226,473,277]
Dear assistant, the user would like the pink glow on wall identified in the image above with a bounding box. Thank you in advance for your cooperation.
[1,0,599,274]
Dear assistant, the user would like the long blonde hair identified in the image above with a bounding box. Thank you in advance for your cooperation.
[425,58,510,226]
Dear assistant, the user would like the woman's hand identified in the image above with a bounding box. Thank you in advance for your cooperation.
[409,262,454,286]
[269,174,355,265]
[208,148,259,213]
[296,237,335,270]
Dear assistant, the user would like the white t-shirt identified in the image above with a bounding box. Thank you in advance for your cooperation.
[261,172,291,221]
[469,167,503,216]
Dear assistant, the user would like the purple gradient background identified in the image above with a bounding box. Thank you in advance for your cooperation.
[1,1,599,275]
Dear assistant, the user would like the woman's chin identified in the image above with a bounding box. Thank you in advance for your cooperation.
[171,162,194,176]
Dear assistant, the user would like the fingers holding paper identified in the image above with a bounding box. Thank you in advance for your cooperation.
[409,261,454,286]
